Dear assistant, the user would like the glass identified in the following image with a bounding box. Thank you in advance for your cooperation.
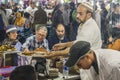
[37,33,46,38]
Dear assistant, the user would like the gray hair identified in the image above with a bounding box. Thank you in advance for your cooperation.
[35,24,48,34]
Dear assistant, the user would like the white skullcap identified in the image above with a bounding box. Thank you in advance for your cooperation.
[81,2,93,12]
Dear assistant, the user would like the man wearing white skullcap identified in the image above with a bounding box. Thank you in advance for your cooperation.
[50,2,102,80]
[42,2,102,80]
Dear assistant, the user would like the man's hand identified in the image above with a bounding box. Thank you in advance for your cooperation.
[108,36,113,42]
[40,51,56,58]
[23,48,30,53]
[52,43,66,51]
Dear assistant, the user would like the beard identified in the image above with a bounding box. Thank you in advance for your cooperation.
[77,18,85,24]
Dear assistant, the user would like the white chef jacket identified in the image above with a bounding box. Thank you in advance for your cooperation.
[74,18,102,50]
[74,18,102,80]
[88,49,120,80]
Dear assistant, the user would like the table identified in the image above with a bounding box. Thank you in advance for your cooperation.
[0,51,20,67]
[38,72,80,80]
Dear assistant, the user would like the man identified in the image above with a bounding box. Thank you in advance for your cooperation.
[65,41,120,80]
[33,6,47,33]
[25,2,38,17]
[48,23,69,50]
[10,65,36,80]
[25,2,38,26]
[44,2,102,80]
[46,2,102,57]
[52,4,64,28]
[0,4,9,43]
[22,24,49,52]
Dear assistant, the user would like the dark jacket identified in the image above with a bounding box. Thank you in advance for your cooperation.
[33,7,47,25]
[48,33,69,50]
[52,9,64,28]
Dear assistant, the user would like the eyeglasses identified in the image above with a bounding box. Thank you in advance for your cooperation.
[37,33,46,37]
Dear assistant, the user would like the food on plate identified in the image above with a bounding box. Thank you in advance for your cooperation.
[22,51,34,55]
[35,47,48,53]
[0,45,16,51]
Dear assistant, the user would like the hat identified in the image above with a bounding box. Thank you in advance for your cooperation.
[6,25,17,33]
[65,41,90,67]
[81,2,93,12]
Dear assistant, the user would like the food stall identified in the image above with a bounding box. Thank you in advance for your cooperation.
[0,45,80,80]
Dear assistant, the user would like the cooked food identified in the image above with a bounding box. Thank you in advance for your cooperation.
[22,51,34,55]
[35,47,47,53]
[0,45,16,51]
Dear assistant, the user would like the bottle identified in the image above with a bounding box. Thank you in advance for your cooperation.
[31,59,37,70]
[63,58,69,79]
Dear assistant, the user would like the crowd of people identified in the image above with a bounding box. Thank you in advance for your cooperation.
[0,0,120,80]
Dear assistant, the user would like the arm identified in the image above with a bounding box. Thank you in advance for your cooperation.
[42,47,70,58]
[52,41,73,51]
[52,47,70,56]
[22,38,31,51]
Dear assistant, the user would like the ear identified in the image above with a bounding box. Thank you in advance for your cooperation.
[87,13,92,18]
[85,54,90,59]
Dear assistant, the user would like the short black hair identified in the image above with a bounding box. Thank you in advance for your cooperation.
[10,65,36,80]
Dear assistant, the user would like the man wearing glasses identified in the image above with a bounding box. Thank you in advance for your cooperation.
[22,24,49,52]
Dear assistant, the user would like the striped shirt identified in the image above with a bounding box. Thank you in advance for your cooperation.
[22,35,49,51]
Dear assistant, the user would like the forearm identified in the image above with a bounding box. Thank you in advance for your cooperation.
[54,47,70,56]
[65,41,74,47]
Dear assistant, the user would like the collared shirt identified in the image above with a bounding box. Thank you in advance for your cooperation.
[22,35,49,51]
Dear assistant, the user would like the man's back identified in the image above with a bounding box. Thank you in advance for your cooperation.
[92,49,120,80]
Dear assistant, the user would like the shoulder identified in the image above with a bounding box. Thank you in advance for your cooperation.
[27,35,35,40]
[25,35,35,42]
[43,39,48,43]
[95,49,120,63]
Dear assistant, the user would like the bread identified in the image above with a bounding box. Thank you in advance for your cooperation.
[35,47,47,53]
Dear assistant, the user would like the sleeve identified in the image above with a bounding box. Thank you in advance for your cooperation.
[15,42,22,51]
[22,38,31,49]
[44,39,50,52]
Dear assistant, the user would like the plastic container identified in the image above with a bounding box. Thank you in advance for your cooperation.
[63,58,69,79]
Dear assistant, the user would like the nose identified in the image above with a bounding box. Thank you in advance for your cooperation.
[76,13,80,18]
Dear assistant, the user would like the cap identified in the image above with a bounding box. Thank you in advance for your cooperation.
[6,25,17,33]
[81,2,93,12]
[65,41,90,67]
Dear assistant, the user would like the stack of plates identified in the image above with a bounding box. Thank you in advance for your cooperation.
[49,68,59,77]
